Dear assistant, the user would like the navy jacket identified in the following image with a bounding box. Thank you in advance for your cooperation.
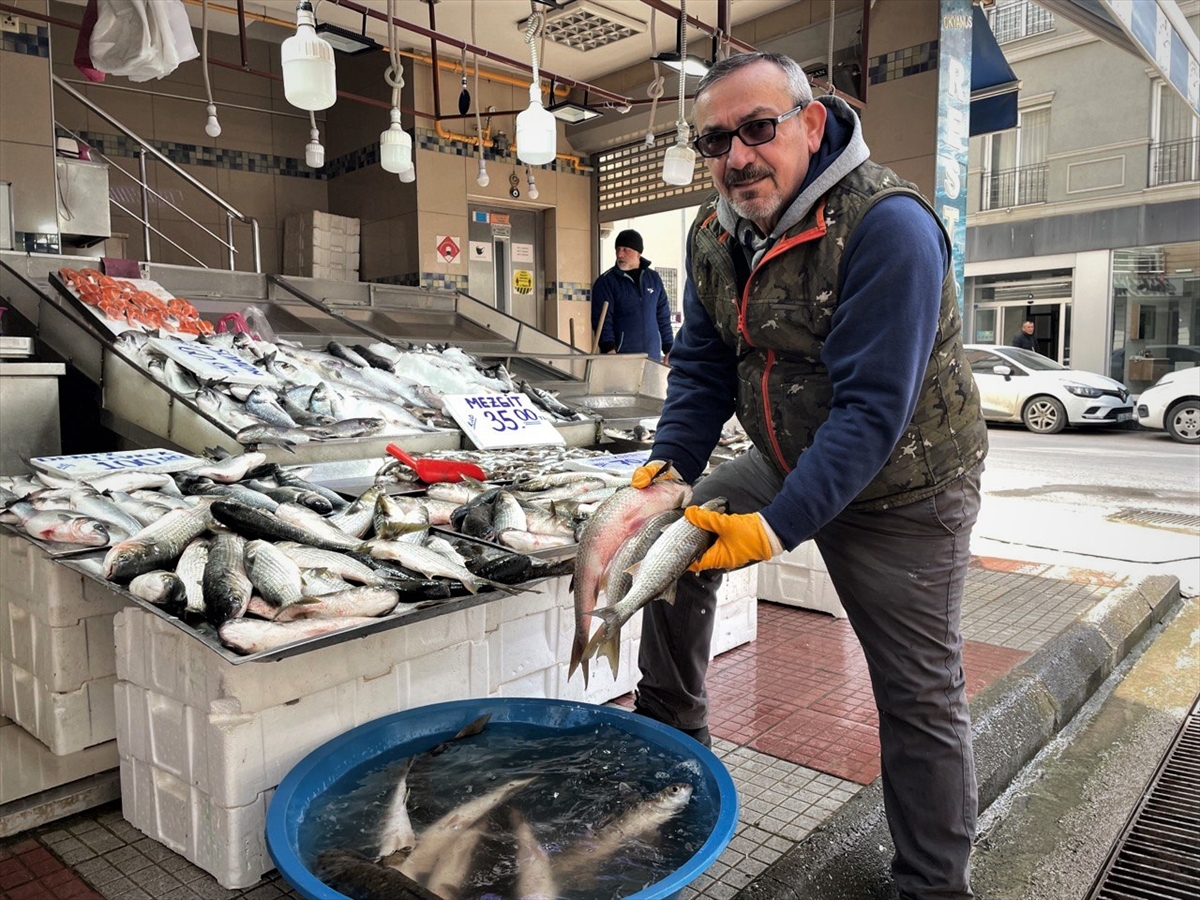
[591,259,674,362]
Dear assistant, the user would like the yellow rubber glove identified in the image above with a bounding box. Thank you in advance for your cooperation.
[630,459,679,490]
[685,507,781,572]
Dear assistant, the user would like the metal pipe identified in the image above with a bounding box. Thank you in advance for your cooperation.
[636,0,756,53]
[59,78,314,121]
[226,214,235,270]
[250,220,261,274]
[326,0,633,106]
[429,0,442,123]
[138,150,151,262]
[235,0,248,70]
[109,196,208,268]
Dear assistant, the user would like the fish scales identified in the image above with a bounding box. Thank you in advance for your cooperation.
[584,498,724,678]
[203,532,252,627]
[569,479,693,686]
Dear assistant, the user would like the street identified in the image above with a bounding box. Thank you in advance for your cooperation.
[973,424,1200,595]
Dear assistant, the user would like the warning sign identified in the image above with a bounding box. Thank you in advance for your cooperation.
[436,235,461,264]
[513,269,534,295]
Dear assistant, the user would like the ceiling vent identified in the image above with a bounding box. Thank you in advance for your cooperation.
[521,1,646,52]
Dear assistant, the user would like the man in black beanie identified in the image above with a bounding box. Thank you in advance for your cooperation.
[590,228,676,362]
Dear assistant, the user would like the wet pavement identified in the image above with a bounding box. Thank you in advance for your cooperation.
[2,551,1185,900]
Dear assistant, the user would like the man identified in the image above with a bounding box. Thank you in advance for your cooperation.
[590,229,675,362]
[627,52,988,899]
[1011,318,1037,351]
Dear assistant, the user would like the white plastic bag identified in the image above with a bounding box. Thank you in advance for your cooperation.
[90,0,198,82]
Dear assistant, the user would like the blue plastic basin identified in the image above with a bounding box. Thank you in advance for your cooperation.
[267,697,738,900]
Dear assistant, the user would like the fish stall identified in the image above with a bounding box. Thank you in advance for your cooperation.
[0,251,757,892]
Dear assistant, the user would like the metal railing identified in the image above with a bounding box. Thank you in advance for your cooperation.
[51,75,261,273]
[981,162,1048,210]
[1149,135,1200,188]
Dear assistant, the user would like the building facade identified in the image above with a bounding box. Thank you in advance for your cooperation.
[965,0,1200,394]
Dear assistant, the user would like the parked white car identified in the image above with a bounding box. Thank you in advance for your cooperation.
[1136,367,1200,444]
[963,345,1135,434]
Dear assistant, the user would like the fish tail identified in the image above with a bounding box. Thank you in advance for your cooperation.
[581,606,623,677]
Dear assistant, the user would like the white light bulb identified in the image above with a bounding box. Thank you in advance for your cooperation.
[528,183,539,200]
[305,127,324,168]
[516,83,556,165]
[379,108,412,174]
[398,163,416,184]
[476,160,490,187]
[281,1,337,111]
[526,167,539,200]
[662,142,695,185]
[204,103,221,138]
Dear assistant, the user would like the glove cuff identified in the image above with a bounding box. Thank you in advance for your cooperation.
[758,515,785,557]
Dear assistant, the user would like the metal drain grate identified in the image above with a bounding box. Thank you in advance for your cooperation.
[1086,698,1200,899]
[1109,508,1200,530]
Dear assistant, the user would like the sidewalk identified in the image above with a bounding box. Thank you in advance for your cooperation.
[0,554,1182,900]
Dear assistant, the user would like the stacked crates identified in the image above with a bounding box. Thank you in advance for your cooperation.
[282,211,361,281]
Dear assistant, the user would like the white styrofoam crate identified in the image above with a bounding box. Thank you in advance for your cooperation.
[114,603,488,715]
[120,754,271,890]
[0,657,116,756]
[0,533,127,624]
[1,592,118,693]
[757,543,846,618]
[0,721,117,807]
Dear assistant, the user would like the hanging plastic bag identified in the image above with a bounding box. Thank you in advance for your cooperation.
[90,0,198,83]
[73,0,106,83]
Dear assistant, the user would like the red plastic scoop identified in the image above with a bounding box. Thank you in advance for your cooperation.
[386,443,487,484]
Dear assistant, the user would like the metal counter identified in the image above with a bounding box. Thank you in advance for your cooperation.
[0,361,65,473]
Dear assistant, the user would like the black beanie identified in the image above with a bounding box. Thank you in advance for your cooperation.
[614,229,644,254]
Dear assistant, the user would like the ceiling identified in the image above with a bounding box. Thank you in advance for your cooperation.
[182,0,800,96]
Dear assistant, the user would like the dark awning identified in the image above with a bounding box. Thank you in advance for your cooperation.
[970,5,1021,137]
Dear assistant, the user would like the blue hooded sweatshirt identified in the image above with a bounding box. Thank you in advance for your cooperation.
[651,96,951,550]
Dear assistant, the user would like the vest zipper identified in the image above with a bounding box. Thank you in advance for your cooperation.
[738,201,829,474]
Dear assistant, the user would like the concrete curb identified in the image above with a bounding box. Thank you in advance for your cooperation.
[734,573,1182,900]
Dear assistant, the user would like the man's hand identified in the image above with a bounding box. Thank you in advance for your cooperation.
[630,459,679,489]
[685,508,780,572]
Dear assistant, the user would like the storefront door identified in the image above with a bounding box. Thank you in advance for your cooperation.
[973,300,1067,361]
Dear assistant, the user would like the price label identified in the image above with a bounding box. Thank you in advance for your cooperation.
[149,337,271,384]
[31,448,202,477]
[561,450,652,477]
[442,393,565,449]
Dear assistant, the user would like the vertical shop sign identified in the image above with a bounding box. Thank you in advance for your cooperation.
[935,0,972,311]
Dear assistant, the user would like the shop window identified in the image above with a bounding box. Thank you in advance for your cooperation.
[988,0,1055,44]
[1112,243,1200,389]
[1149,82,1199,187]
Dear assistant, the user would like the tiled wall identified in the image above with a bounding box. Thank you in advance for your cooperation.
[0,0,57,251]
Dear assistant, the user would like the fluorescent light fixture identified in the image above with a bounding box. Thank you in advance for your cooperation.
[527,0,646,52]
[652,52,710,78]
[547,100,603,123]
[315,21,380,55]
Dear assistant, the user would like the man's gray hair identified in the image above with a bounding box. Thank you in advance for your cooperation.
[695,52,814,107]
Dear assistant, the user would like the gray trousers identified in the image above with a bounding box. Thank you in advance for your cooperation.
[636,447,981,900]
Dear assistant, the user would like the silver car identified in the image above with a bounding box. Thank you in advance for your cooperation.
[964,345,1135,434]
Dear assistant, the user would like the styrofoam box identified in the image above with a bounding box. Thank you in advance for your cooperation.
[757,542,847,618]
[285,210,360,235]
[0,657,117,756]
[113,571,757,888]
[1,589,119,693]
[0,533,127,623]
[120,754,270,891]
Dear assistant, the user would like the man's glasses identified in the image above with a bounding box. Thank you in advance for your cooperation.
[692,104,808,159]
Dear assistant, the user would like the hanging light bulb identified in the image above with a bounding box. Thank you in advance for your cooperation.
[517,83,556,166]
[662,0,695,186]
[476,158,490,187]
[516,11,556,166]
[204,103,221,138]
[398,162,416,183]
[525,165,539,200]
[380,108,412,174]
[663,123,696,186]
[282,0,337,111]
[305,112,324,168]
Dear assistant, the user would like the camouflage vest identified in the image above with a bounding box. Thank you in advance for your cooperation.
[688,159,988,510]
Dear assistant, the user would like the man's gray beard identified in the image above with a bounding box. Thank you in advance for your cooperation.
[727,193,783,232]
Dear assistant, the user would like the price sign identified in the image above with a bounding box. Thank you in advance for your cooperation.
[561,450,652,477]
[442,393,565,449]
[149,337,271,384]
[31,448,202,477]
